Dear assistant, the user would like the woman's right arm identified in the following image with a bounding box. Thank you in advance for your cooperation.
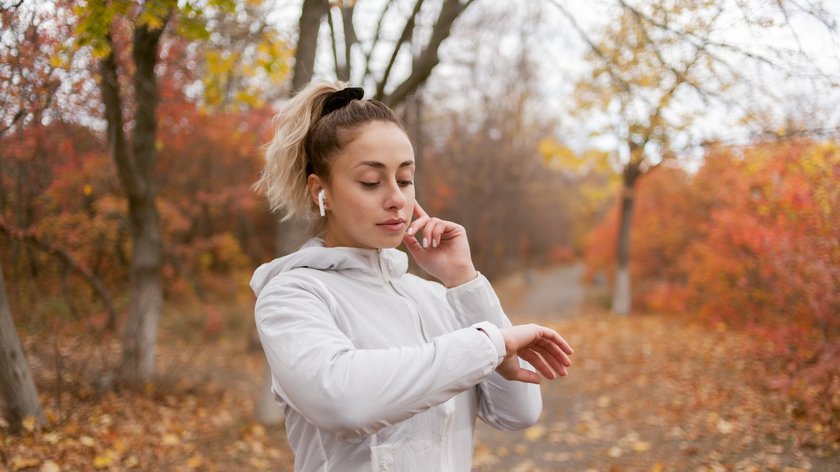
[255,276,505,440]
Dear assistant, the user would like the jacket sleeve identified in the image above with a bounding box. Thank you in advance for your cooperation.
[255,275,502,440]
[445,273,543,430]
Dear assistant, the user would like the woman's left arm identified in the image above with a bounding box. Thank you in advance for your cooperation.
[404,203,546,430]
[446,274,544,430]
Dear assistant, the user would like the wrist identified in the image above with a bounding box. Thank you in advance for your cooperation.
[442,267,478,288]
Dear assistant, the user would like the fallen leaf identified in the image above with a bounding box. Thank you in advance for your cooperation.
[40,460,60,472]
[11,457,41,471]
[93,454,112,469]
[716,419,734,434]
[524,425,546,441]
[22,416,37,432]
[632,441,652,452]
[124,455,140,468]
[186,454,204,468]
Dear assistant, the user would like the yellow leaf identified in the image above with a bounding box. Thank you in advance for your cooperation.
[651,464,665,472]
[186,455,204,468]
[524,425,546,441]
[93,453,112,469]
[632,440,652,452]
[49,54,64,68]
[22,416,37,432]
[162,433,180,445]
[80,435,96,447]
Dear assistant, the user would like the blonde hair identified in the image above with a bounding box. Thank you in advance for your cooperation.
[255,81,404,222]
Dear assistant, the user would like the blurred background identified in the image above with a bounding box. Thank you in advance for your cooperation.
[1,0,838,470]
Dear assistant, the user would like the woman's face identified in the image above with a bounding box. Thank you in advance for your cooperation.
[315,121,416,249]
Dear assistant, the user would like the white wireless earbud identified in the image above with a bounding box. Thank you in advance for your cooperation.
[318,189,326,217]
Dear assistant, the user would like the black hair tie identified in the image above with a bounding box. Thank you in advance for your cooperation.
[321,87,365,117]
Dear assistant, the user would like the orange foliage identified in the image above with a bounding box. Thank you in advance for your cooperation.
[584,140,840,435]
[1,99,275,324]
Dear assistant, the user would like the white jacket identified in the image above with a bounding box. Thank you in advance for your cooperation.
[251,238,542,472]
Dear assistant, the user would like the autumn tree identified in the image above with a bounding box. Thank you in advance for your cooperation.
[555,0,839,314]
[75,0,288,388]
[0,0,88,433]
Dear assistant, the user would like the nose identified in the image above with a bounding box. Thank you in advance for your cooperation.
[383,180,406,210]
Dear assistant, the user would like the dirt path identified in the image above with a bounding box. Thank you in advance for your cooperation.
[473,266,838,471]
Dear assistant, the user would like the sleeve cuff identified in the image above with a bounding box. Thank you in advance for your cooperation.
[471,321,506,365]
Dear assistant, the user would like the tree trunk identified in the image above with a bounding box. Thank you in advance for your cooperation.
[0,263,45,433]
[100,23,166,388]
[120,24,166,387]
[292,0,329,92]
[612,159,641,315]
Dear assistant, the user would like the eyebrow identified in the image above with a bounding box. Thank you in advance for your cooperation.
[354,160,415,169]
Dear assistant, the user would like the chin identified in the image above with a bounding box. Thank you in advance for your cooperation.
[375,236,405,249]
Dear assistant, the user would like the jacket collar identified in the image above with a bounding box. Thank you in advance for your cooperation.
[250,238,409,295]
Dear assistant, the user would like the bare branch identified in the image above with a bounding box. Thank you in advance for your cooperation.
[327,7,345,79]
[0,218,118,331]
[616,0,838,85]
[362,0,397,85]
[383,0,476,107]
[376,0,426,99]
[100,34,144,199]
[544,0,633,94]
[292,0,330,91]
[340,4,357,82]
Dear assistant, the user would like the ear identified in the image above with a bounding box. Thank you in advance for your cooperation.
[307,174,326,207]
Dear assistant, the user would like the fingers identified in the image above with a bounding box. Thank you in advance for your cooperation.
[536,336,572,368]
[519,349,558,379]
[547,331,574,356]
[531,344,569,377]
[413,200,429,219]
[407,216,454,248]
[510,368,541,384]
[423,218,446,248]
[498,358,542,384]
[501,324,575,382]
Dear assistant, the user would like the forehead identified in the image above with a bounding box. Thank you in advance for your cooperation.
[333,121,415,171]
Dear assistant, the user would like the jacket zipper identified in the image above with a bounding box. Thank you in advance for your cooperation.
[376,249,429,342]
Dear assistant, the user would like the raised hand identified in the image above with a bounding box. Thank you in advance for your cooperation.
[496,324,574,384]
[403,201,477,287]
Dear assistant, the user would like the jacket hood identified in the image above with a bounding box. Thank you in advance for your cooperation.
[250,238,409,296]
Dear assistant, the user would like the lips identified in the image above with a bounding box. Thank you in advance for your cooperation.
[377,218,406,232]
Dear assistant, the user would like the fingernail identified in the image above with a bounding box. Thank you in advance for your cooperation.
[407,227,414,235]
[432,239,438,248]
[423,238,428,248]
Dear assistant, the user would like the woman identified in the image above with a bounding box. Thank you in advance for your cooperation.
[251,82,574,471]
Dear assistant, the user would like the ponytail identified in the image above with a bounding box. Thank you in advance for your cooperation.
[255,81,343,221]
[255,80,405,223]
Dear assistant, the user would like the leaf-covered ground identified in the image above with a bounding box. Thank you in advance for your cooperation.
[3,278,838,471]
[473,311,839,471]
